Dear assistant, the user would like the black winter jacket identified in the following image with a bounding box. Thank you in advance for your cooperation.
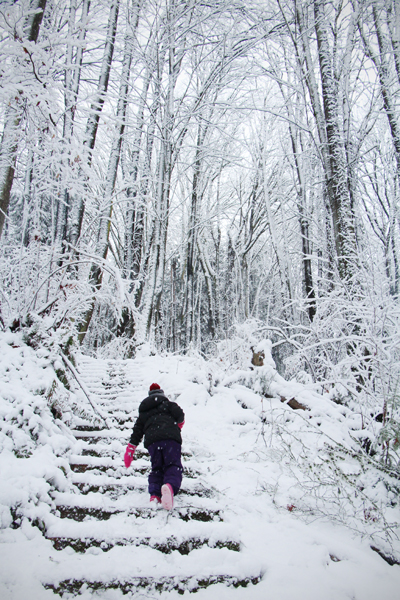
[129,389,185,449]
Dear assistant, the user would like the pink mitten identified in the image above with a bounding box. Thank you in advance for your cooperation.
[124,443,136,467]
[178,421,185,430]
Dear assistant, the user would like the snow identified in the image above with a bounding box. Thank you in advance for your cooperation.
[1,332,400,599]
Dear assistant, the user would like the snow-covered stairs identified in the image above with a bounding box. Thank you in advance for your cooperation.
[42,356,261,597]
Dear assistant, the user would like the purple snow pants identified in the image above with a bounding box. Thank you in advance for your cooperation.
[147,439,183,496]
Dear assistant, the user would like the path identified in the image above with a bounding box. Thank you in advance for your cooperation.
[42,355,262,596]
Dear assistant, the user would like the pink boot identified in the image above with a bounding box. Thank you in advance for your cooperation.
[161,484,174,510]
[150,495,161,504]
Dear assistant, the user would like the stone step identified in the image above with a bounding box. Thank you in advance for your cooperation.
[114,416,135,426]
[44,574,261,596]
[71,480,214,499]
[69,462,200,480]
[48,535,240,555]
[80,447,147,459]
[73,416,134,428]
[81,448,108,458]
[73,425,104,432]
[73,481,139,495]
[78,447,193,459]
[71,432,125,444]
[55,505,222,523]
[70,464,148,477]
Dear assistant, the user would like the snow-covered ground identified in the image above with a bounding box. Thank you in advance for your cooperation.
[1,331,400,599]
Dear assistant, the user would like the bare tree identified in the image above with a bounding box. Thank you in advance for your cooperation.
[70,0,120,248]
[0,0,47,239]
[56,0,90,245]
[78,0,141,342]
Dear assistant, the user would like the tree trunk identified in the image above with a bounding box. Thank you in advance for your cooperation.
[78,0,140,343]
[369,4,400,176]
[184,121,207,345]
[70,0,120,247]
[122,45,158,288]
[314,0,358,280]
[282,86,316,320]
[140,0,181,339]
[291,1,357,281]
[0,0,47,240]
[56,0,90,245]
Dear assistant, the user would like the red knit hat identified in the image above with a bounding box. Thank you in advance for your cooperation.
[149,383,160,391]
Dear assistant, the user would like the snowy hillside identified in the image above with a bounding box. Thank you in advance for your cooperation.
[1,331,400,600]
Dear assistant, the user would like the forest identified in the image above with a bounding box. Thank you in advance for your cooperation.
[1,0,400,463]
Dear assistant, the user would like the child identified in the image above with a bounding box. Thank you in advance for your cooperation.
[124,383,185,510]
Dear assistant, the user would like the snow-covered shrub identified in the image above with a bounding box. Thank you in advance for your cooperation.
[216,327,282,398]
[0,331,78,531]
[0,240,140,357]
[267,280,400,466]
[215,319,271,370]
[0,332,75,452]
[377,381,400,467]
